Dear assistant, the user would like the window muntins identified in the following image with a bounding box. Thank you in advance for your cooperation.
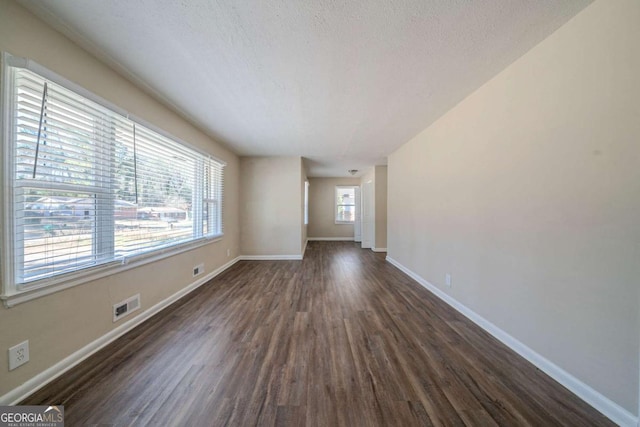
[3,58,225,294]
[335,186,356,223]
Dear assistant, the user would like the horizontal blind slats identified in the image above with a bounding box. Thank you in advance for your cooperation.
[10,66,225,287]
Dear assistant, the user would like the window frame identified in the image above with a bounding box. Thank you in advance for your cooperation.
[334,185,357,224]
[1,54,226,307]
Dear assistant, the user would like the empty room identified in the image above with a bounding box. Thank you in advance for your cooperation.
[0,0,638,425]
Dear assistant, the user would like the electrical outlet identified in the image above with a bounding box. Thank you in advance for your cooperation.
[193,263,204,277]
[226,248,231,257]
[445,273,452,287]
[9,340,29,370]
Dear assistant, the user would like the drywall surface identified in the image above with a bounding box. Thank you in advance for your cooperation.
[0,0,240,398]
[301,162,308,252]
[307,177,360,239]
[240,157,303,256]
[374,166,388,249]
[18,0,592,177]
[388,0,638,415]
[360,169,375,248]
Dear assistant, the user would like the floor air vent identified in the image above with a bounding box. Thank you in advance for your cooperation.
[113,294,141,322]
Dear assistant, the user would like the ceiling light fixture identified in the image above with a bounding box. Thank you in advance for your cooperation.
[348,169,358,175]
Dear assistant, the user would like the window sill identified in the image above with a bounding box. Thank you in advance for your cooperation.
[334,221,355,225]
[1,235,223,308]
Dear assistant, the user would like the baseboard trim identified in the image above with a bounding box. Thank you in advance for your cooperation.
[371,247,387,253]
[385,255,638,427]
[0,256,241,406]
[307,237,354,241]
[238,254,303,260]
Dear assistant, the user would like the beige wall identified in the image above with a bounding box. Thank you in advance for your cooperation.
[308,177,360,239]
[0,0,240,399]
[388,0,639,415]
[240,157,303,256]
[374,166,387,250]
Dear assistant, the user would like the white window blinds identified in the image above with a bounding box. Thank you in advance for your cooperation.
[5,61,224,288]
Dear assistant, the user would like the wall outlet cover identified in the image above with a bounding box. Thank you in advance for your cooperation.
[9,340,29,370]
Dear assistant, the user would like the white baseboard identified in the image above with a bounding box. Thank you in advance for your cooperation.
[307,237,354,241]
[371,247,387,253]
[385,255,638,427]
[0,257,241,406]
[238,254,303,260]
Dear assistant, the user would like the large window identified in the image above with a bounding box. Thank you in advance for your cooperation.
[335,186,356,223]
[2,57,224,293]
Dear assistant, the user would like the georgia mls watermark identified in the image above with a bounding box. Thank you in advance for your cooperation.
[0,406,64,427]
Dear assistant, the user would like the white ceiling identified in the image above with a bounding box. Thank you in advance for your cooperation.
[20,0,591,177]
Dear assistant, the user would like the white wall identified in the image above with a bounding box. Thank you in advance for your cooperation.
[0,0,240,399]
[388,0,639,418]
[359,167,388,251]
[301,161,308,251]
[240,156,304,256]
[374,166,387,250]
[360,169,375,248]
[307,177,360,239]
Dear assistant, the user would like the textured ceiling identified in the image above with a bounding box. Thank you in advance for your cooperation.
[20,0,591,177]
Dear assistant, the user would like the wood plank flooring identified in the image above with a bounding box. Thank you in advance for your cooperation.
[23,241,613,426]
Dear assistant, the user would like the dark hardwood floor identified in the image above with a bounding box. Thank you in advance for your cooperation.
[24,241,612,426]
